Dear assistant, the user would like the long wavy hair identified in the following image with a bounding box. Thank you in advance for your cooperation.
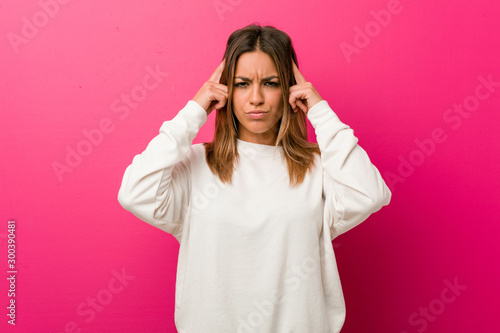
[203,24,321,187]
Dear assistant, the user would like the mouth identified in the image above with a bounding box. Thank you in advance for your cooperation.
[246,110,268,119]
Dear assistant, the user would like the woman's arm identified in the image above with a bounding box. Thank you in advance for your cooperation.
[307,100,392,240]
[117,61,227,240]
[117,101,208,238]
[290,61,391,240]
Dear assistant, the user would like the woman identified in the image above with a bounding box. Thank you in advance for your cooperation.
[118,24,391,333]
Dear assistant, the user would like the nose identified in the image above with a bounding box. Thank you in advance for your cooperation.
[249,84,264,106]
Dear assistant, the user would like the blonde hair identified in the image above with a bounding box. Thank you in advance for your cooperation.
[203,24,321,187]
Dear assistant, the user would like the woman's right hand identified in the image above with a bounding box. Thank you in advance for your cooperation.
[192,60,228,115]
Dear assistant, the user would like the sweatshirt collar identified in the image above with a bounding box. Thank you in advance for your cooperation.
[236,138,283,155]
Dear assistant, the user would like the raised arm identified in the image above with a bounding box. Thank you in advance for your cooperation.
[308,100,391,240]
[290,61,391,240]
[117,60,228,240]
[117,100,207,239]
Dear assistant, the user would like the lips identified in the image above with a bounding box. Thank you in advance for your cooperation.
[246,110,268,114]
[246,111,268,119]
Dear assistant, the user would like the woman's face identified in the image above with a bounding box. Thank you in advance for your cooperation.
[232,51,284,145]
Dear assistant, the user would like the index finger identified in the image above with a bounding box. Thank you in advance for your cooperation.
[293,61,307,85]
[209,60,225,83]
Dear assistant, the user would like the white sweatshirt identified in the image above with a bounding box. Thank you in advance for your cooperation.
[117,99,391,333]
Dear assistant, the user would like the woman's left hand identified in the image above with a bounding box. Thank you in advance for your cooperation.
[289,61,323,113]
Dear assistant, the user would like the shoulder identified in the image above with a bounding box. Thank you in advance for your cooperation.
[186,142,208,163]
[189,142,206,154]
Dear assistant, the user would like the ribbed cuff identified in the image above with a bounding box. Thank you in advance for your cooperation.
[306,100,343,129]
[158,100,208,139]
[180,100,208,128]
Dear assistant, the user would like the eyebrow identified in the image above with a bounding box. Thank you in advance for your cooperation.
[234,75,279,82]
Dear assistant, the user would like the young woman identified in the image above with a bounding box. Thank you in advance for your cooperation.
[118,24,391,333]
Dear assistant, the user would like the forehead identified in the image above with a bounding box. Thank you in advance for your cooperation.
[234,51,278,76]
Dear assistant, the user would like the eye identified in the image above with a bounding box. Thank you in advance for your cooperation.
[265,82,279,87]
[234,82,248,88]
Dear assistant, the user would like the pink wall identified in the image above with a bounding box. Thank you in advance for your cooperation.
[1,0,499,332]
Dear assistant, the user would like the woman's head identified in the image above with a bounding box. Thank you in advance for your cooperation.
[218,24,299,145]
[204,23,320,187]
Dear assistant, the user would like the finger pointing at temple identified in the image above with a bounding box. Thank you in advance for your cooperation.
[293,61,307,85]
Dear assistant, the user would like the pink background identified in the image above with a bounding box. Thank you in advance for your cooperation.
[1,0,499,332]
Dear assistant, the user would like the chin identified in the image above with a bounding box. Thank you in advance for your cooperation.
[245,124,272,134]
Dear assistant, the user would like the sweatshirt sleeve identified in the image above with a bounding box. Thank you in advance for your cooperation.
[117,100,208,240]
[306,100,392,241]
